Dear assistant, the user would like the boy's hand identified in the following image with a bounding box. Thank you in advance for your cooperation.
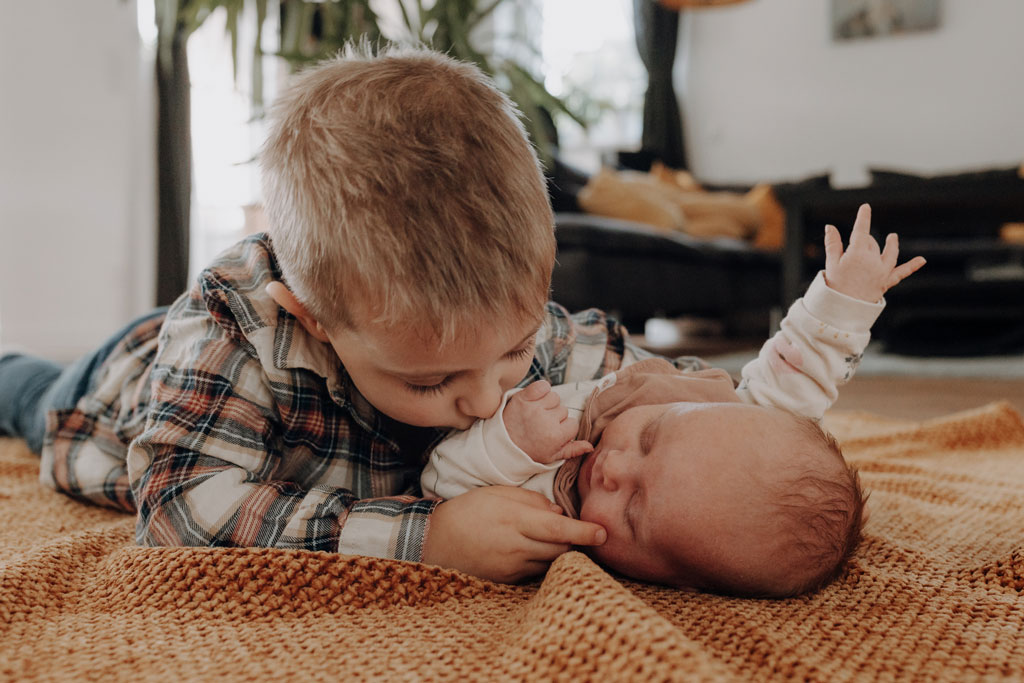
[823,204,927,303]
[503,381,593,464]
[421,486,607,583]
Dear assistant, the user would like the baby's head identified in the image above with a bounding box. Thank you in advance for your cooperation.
[259,44,555,428]
[575,402,865,598]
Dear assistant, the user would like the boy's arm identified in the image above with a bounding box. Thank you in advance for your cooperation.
[120,284,443,564]
[131,296,605,581]
[737,204,925,419]
[129,331,435,560]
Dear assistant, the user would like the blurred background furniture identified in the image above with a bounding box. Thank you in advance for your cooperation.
[776,167,1024,355]
[551,212,779,334]
[549,164,1024,355]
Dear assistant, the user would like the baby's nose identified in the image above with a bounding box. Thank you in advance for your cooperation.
[595,450,622,491]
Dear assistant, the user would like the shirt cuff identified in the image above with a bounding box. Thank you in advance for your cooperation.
[337,497,440,563]
[801,270,886,332]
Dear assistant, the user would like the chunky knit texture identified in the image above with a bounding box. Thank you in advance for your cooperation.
[2,402,1023,681]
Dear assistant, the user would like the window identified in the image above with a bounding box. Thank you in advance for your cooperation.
[186,5,279,283]
[175,1,647,281]
[539,0,646,173]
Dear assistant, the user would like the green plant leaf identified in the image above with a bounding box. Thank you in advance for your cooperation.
[153,0,583,165]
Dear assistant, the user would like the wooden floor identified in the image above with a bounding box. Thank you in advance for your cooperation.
[831,377,1024,421]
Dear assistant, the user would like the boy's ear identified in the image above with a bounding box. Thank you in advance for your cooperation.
[265,281,331,343]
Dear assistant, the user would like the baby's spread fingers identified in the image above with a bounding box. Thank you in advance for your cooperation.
[888,256,927,287]
[823,224,843,271]
[880,233,900,268]
[850,204,872,241]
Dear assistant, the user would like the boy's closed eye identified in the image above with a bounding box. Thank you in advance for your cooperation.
[405,377,454,395]
[400,336,537,395]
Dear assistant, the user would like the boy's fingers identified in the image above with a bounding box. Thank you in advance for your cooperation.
[487,485,558,509]
[520,380,551,401]
[519,558,559,577]
[520,508,607,546]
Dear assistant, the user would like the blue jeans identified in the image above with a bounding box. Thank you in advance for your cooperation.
[0,308,167,454]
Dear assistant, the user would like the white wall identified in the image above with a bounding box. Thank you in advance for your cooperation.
[680,0,1024,186]
[0,1,155,361]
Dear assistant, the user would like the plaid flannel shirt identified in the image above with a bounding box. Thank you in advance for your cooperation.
[41,234,706,562]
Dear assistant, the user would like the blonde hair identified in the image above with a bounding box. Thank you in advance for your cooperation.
[260,43,555,341]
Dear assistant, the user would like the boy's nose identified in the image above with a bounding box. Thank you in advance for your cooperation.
[455,380,503,420]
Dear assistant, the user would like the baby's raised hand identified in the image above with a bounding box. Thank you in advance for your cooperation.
[823,204,927,303]
[503,380,593,464]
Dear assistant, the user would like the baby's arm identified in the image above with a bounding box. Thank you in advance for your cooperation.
[502,381,593,464]
[738,204,926,419]
[421,381,593,499]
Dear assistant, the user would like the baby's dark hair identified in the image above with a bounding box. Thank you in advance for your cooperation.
[771,417,866,596]
[701,416,867,599]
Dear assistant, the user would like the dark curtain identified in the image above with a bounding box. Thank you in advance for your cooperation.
[155,25,192,306]
[633,0,687,169]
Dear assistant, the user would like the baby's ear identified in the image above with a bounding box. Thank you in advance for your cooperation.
[265,281,330,343]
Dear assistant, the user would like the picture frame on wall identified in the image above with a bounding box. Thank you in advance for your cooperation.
[832,0,941,41]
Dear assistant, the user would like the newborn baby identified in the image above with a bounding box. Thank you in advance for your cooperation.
[421,204,922,595]
[421,358,864,598]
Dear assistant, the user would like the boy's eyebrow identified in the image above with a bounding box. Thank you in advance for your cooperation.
[389,327,540,380]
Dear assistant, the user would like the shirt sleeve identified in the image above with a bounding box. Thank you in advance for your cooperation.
[534,303,707,386]
[735,271,884,420]
[126,292,438,562]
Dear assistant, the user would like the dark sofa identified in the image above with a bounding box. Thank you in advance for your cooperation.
[549,165,1024,355]
[551,212,779,334]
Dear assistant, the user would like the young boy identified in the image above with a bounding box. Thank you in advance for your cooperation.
[0,44,629,583]
[421,208,922,597]
[0,45,921,587]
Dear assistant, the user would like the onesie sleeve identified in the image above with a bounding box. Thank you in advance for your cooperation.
[736,270,884,420]
[420,389,560,499]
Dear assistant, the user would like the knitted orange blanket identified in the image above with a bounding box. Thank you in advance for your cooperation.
[3,402,1023,681]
